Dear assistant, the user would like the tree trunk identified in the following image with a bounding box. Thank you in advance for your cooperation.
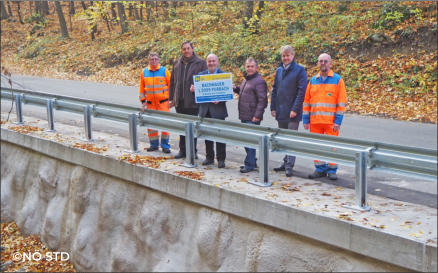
[117,2,128,34]
[146,1,151,21]
[90,24,97,40]
[110,3,117,23]
[128,3,133,18]
[133,5,140,21]
[69,2,75,15]
[139,1,144,21]
[34,1,42,15]
[243,1,254,30]
[54,1,69,38]
[81,1,87,11]
[28,1,32,16]
[1,1,8,20]
[6,1,13,17]
[16,1,24,24]
[42,1,49,15]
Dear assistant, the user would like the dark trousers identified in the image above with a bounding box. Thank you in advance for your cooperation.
[278,120,300,169]
[204,112,226,161]
[242,120,260,169]
[175,103,198,155]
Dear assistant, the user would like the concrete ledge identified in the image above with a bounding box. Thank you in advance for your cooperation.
[1,127,436,271]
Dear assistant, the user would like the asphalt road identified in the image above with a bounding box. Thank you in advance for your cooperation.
[1,74,437,208]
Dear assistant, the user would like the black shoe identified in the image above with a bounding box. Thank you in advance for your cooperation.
[308,171,327,179]
[162,148,171,154]
[174,152,186,159]
[240,164,258,169]
[274,164,285,172]
[285,168,293,177]
[202,159,214,166]
[240,167,255,173]
[328,173,338,180]
[147,147,159,152]
[218,160,225,168]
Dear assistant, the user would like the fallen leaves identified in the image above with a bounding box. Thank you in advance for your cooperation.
[73,142,108,154]
[174,171,205,181]
[1,222,76,272]
[8,125,43,134]
[118,154,170,168]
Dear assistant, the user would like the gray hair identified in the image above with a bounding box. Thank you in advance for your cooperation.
[280,45,295,55]
[245,57,258,66]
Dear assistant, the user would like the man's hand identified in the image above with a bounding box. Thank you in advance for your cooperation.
[289,111,297,118]
[141,102,147,112]
[252,117,260,123]
[333,124,340,132]
[190,84,195,93]
[271,110,276,117]
[169,101,174,108]
[304,124,310,130]
[213,101,219,104]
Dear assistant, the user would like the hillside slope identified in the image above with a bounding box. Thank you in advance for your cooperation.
[1,1,436,123]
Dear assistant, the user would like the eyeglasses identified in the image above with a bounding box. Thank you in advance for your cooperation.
[318,60,329,64]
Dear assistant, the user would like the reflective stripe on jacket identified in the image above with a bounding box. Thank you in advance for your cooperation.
[139,65,171,106]
[303,70,347,125]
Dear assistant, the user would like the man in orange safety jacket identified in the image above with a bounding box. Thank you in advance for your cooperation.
[139,52,171,153]
[303,53,347,180]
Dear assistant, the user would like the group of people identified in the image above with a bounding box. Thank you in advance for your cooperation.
[139,41,347,180]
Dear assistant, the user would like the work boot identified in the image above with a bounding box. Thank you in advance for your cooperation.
[162,148,171,154]
[285,168,293,177]
[174,151,186,159]
[274,163,285,172]
[217,160,225,168]
[146,146,159,152]
[240,167,255,173]
[202,158,214,166]
[327,173,338,180]
[308,171,327,179]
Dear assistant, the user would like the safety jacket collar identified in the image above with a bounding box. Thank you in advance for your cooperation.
[147,64,161,72]
[316,70,334,79]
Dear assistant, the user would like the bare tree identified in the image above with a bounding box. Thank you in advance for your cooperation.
[55,1,69,38]
[16,1,24,24]
[1,1,8,20]
[117,2,128,33]
[146,1,151,21]
[34,1,42,15]
[42,1,50,15]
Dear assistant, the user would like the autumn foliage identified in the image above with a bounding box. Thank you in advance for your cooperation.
[1,1,437,123]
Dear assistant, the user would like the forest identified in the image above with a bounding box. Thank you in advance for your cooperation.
[1,1,437,123]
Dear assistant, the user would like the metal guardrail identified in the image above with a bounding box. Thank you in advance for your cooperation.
[1,87,437,211]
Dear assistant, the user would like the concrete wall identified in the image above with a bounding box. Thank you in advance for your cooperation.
[1,128,432,272]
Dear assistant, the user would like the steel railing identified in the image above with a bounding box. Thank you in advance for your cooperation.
[1,87,437,211]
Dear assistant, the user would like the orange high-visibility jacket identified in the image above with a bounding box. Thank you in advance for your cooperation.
[303,70,347,125]
[139,65,171,109]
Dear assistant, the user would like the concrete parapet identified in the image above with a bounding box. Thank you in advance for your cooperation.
[1,127,436,271]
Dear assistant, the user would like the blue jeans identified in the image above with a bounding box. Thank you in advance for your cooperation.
[242,120,260,170]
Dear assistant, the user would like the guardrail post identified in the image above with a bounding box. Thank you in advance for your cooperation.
[83,105,93,141]
[128,113,139,153]
[14,94,24,125]
[45,99,55,132]
[345,151,371,211]
[182,122,197,168]
[250,135,272,187]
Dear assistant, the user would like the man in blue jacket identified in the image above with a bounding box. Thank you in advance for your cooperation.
[190,54,228,168]
[270,45,308,177]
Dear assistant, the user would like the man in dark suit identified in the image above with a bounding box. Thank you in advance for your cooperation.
[190,54,227,168]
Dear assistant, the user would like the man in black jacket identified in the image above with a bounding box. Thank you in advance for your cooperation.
[270,45,308,177]
[190,54,227,168]
[169,41,207,159]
